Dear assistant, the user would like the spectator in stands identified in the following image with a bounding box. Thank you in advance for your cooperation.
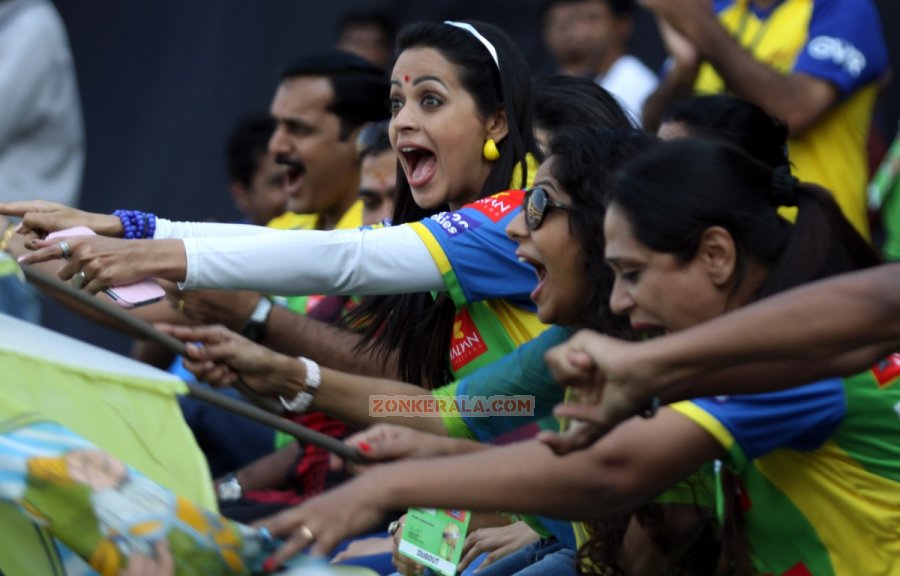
[641,0,889,239]
[355,120,396,226]
[226,114,287,227]
[539,0,657,124]
[0,0,84,323]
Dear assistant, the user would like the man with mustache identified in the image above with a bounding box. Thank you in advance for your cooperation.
[178,52,392,374]
[175,53,392,519]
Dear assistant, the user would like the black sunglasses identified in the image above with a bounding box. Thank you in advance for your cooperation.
[524,186,574,230]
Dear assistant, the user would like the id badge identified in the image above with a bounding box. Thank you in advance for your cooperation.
[398,508,471,576]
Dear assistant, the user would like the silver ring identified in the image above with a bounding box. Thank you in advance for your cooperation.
[71,270,87,289]
[59,240,71,260]
[299,525,315,542]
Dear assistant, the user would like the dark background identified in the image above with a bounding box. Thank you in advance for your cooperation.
[45,0,898,354]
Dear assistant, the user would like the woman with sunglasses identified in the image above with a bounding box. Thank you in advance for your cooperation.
[256,136,894,576]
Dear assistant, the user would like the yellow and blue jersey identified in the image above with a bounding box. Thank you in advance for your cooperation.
[434,325,715,552]
[671,353,900,575]
[408,189,549,379]
[434,325,572,444]
[696,0,889,238]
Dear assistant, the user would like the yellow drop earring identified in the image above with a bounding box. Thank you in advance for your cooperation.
[482,139,500,161]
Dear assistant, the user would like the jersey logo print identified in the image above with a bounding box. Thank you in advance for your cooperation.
[808,36,866,77]
[449,309,488,373]
[468,190,525,222]
[430,210,482,237]
[872,353,900,388]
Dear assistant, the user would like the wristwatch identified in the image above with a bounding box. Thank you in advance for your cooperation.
[241,296,273,342]
[217,472,243,502]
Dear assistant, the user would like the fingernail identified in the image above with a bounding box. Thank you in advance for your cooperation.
[358,441,372,453]
[263,556,278,573]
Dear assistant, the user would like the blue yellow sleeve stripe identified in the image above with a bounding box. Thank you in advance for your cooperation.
[670,401,736,451]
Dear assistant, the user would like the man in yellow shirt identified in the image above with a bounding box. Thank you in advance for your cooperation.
[178,52,393,377]
[641,0,890,238]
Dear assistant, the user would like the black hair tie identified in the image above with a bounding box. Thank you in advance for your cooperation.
[770,165,799,207]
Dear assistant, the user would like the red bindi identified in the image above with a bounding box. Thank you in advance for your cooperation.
[404,75,410,83]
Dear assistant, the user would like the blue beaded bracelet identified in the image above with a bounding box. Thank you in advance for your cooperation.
[113,210,136,239]
[113,209,158,239]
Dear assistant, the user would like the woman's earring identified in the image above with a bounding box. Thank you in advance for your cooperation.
[482,139,500,162]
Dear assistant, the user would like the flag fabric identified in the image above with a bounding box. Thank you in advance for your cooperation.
[0,312,220,573]
[0,314,376,575]
[0,421,271,575]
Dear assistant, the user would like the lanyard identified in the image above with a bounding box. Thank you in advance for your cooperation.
[734,0,778,52]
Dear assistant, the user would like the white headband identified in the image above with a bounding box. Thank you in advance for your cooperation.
[444,21,500,69]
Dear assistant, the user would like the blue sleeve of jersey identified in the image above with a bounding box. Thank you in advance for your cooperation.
[692,378,846,460]
[457,326,572,442]
[793,0,888,94]
[418,190,537,308]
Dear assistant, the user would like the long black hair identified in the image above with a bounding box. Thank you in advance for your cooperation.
[544,126,654,335]
[662,95,789,171]
[348,20,541,387]
[609,139,880,301]
[544,129,720,574]
[533,75,634,136]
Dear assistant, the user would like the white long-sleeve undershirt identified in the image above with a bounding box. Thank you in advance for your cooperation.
[155,219,280,239]
[154,218,443,296]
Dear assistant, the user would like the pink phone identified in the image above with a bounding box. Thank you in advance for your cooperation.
[46,226,166,308]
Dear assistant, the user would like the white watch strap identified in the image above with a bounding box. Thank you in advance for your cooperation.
[249,296,274,323]
[279,356,320,413]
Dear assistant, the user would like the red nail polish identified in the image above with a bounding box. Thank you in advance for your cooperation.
[359,441,372,452]
[263,557,278,573]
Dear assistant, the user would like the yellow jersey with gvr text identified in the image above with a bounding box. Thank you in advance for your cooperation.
[696,0,889,239]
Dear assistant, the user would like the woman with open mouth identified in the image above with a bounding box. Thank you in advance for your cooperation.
[12,20,548,391]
